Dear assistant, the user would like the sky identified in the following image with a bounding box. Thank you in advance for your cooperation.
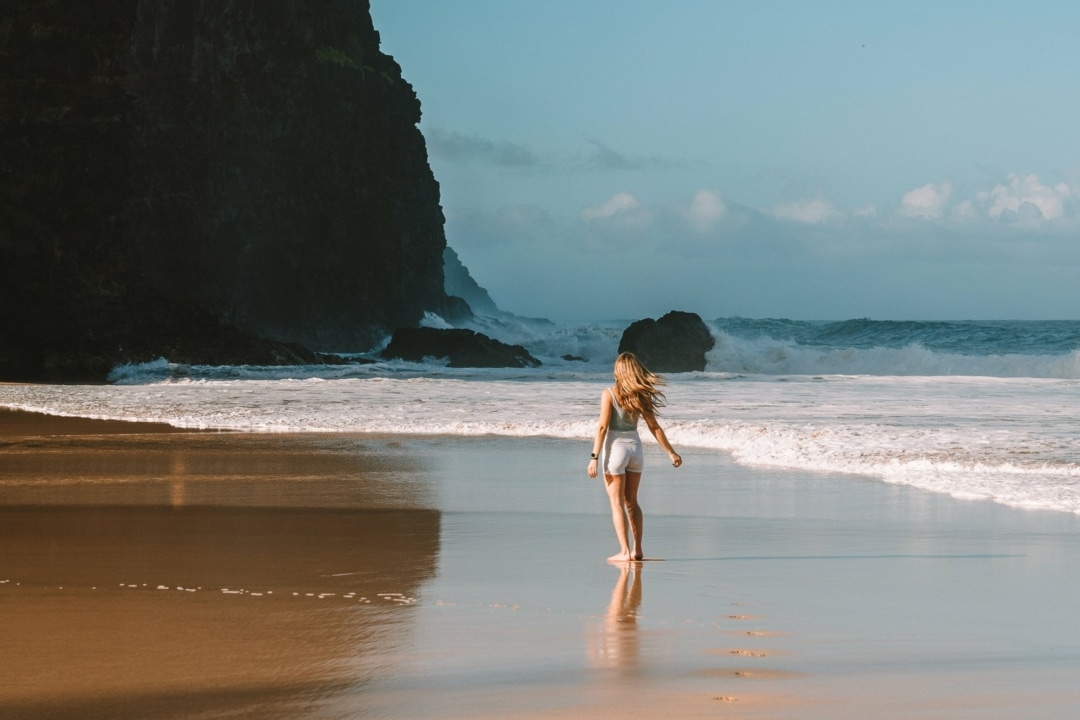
[370,1,1080,322]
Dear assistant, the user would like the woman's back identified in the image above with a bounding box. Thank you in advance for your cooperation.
[607,388,639,432]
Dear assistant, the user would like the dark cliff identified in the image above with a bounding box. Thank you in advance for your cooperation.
[443,247,499,316]
[0,0,459,380]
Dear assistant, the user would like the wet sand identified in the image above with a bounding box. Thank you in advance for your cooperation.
[2,408,1080,719]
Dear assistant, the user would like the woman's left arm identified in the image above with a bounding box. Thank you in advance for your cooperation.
[643,412,682,468]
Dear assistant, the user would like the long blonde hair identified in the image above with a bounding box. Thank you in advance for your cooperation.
[612,352,666,418]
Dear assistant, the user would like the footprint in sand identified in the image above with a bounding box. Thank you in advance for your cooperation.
[739,630,784,638]
[732,669,801,679]
[705,647,775,658]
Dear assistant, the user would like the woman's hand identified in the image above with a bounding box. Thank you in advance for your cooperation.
[587,458,598,478]
[669,452,682,468]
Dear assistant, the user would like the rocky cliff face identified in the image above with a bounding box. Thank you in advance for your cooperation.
[0,0,459,380]
[444,247,499,317]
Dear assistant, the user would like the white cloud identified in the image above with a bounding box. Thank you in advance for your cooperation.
[579,192,652,228]
[448,183,1080,323]
[978,173,1070,222]
[896,174,1080,226]
[770,198,837,224]
[681,189,727,233]
[901,181,954,219]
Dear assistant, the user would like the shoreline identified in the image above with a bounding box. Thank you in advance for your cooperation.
[2,409,1079,718]
[0,407,193,436]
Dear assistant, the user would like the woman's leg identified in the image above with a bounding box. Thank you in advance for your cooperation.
[604,473,632,562]
[624,471,644,560]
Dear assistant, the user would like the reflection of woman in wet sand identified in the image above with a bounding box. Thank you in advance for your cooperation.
[587,353,681,562]
[589,562,644,670]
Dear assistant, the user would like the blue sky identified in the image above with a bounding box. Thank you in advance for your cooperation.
[371,1,1080,321]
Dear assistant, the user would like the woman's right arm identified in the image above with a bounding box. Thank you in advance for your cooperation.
[587,390,613,478]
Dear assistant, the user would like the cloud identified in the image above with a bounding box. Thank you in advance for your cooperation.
[425,128,543,168]
[580,190,735,244]
[427,126,692,175]
[582,139,686,171]
[680,189,728,233]
[769,198,837,224]
[950,199,977,222]
[445,185,1080,323]
[895,174,1078,227]
[579,192,653,226]
[978,173,1071,222]
[901,181,954,219]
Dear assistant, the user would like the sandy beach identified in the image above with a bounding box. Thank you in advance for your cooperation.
[2,408,1079,719]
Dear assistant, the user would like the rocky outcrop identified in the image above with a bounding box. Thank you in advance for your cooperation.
[618,311,715,373]
[0,0,460,381]
[0,291,344,383]
[444,247,499,316]
[382,328,541,368]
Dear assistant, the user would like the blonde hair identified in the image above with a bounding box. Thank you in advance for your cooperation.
[612,352,666,418]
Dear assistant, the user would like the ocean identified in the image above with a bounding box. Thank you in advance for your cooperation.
[3,316,1079,514]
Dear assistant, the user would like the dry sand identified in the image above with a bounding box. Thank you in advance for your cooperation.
[2,408,1080,719]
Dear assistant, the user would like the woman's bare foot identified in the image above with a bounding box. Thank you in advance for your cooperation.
[607,551,632,563]
[632,551,644,561]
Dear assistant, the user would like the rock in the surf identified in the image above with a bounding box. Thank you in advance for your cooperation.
[618,311,714,373]
[382,328,541,368]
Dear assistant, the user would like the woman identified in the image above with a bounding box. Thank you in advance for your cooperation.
[587,352,682,562]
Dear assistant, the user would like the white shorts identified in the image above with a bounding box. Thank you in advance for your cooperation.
[603,431,643,475]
